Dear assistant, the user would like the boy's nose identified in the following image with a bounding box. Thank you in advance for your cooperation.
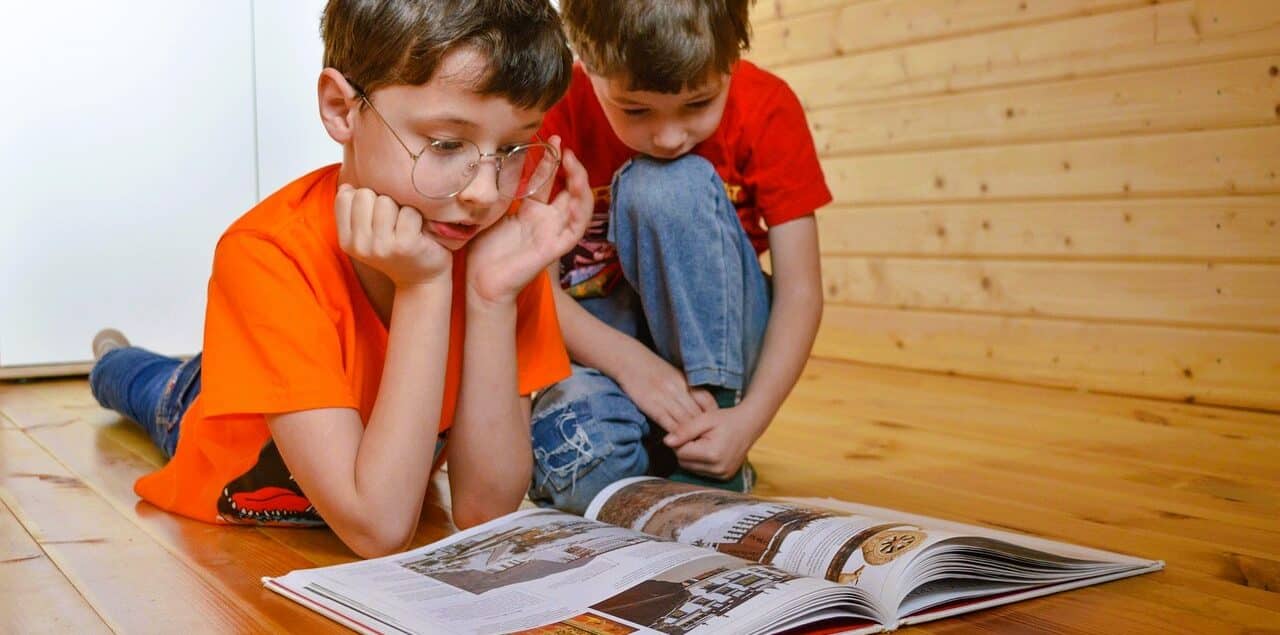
[456,160,501,212]
[651,126,687,155]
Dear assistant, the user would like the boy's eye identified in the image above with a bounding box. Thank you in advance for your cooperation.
[621,108,649,117]
[685,100,713,110]
[428,138,469,154]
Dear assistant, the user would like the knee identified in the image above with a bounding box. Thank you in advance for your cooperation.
[611,154,723,230]
[529,371,650,514]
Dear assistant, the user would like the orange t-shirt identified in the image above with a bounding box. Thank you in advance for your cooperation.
[134,164,570,525]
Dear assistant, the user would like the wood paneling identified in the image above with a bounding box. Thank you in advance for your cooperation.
[824,126,1280,203]
[752,0,1153,67]
[816,197,1280,261]
[822,258,1280,330]
[812,305,1280,409]
[773,0,1280,109]
[757,0,1280,408]
[810,55,1280,155]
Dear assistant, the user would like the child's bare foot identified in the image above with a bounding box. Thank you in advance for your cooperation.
[92,328,131,361]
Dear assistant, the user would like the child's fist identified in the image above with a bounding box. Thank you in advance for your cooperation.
[335,184,452,288]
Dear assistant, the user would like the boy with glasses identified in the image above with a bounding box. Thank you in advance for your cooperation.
[528,0,832,513]
[89,0,592,558]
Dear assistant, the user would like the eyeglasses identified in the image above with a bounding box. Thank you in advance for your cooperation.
[354,89,559,200]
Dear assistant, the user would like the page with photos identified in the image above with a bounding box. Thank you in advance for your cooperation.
[264,508,882,635]
[585,477,1162,623]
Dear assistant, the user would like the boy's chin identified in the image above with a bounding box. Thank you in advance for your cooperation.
[637,145,692,160]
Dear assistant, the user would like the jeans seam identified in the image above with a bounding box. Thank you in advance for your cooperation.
[713,174,735,386]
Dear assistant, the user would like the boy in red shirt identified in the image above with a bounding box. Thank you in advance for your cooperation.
[529,0,832,513]
[88,0,592,557]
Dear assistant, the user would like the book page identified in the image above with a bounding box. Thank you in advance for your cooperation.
[585,478,939,594]
[584,477,1162,616]
[264,508,880,635]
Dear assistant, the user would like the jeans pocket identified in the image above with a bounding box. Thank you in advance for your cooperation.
[530,402,614,497]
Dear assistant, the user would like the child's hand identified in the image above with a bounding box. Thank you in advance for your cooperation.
[336,184,452,288]
[616,349,718,435]
[466,141,591,305]
[664,406,758,480]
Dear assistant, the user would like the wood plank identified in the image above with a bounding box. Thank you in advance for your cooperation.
[8,379,463,579]
[822,258,1280,330]
[751,0,1149,67]
[0,381,353,633]
[812,305,1280,410]
[815,197,1280,261]
[773,0,1280,109]
[752,362,1280,628]
[0,426,275,633]
[751,0,855,24]
[824,126,1280,203]
[0,499,111,634]
[753,450,1280,632]
[810,55,1280,155]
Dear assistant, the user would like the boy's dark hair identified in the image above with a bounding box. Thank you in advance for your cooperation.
[559,0,752,93]
[322,0,572,110]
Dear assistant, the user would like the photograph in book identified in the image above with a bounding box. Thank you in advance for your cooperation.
[400,514,649,595]
[589,556,802,635]
[591,477,929,585]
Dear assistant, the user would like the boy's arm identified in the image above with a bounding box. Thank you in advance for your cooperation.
[665,217,823,478]
[445,290,530,529]
[267,187,455,559]
[448,143,593,527]
[552,275,717,434]
[269,280,453,559]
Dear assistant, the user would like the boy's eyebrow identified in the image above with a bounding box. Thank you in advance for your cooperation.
[610,86,722,106]
[409,113,543,132]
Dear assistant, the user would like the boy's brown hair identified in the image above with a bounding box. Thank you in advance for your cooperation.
[558,0,752,93]
[322,0,572,110]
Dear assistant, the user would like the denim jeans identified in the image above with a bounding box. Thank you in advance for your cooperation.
[89,347,201,458]
[529,154,771,514]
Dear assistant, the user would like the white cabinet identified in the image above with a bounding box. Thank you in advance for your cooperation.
[0,0,334,377]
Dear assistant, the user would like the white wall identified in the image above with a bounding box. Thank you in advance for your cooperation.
[0,1,337,374]
[253,0,339,196]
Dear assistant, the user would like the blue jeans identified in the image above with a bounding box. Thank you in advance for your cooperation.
[89,347,201,458]
[529,154,771,514]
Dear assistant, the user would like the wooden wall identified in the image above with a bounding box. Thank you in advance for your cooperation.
[747,0,1280,411]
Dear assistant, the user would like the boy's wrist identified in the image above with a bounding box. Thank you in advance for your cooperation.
[735,394,777,436]
[464,283,518,314]
[394,275,452,300]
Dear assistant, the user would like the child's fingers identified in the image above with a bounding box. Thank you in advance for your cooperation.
[334,185,355,249]
[665,413,715,448]
[371,195,398,250]
[560,150,592,237]
[529,135,562,203]
[351,188,377,254]
[393,205,423,246]
[690,388,717,413]
[669,392,703,428]
[673,439,714,465]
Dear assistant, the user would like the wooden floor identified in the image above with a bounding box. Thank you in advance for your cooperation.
[1,358,1278,634]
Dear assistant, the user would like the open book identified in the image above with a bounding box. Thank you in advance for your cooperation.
[264,477,1163,634]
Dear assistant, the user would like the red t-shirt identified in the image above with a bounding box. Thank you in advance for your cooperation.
[541,60,832,298]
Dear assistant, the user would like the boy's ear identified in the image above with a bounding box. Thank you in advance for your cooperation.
[318,68,360,144]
